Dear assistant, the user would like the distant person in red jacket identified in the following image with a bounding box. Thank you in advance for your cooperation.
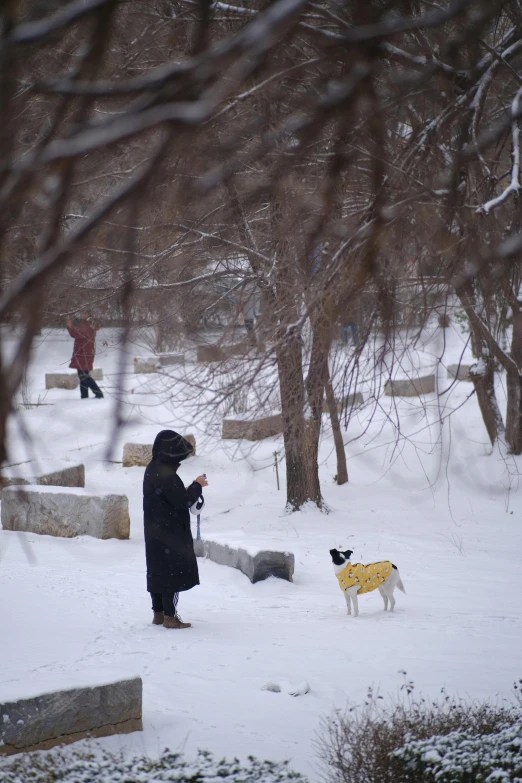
[65,312,104,399]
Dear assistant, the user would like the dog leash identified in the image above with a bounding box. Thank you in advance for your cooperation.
[191,474,206,541]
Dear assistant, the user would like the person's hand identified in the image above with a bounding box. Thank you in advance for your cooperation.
[195,475,208,487]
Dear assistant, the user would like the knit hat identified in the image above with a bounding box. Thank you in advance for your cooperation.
[152,430,194,464]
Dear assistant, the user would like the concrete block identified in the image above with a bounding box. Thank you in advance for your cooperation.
[0,463,85,497]
[384,374,435,397]
[194,538,294,583]
[133,357,160,374]
[158,353,185,367]
[447,363,473,381]
[45,370,103,390]
[122,443,152,467]
[221,343,266,358]
[197,344,227,362]
[1,486,130,540]
[122,434,196,467]
[0,672,142,755]
[323,391,364,413]
[222,414,283,441]
[224,342,250,357]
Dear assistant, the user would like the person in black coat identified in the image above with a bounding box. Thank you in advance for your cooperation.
[143,430,208,629]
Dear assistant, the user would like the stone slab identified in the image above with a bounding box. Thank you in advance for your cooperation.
[197,344,227,362]
[1,485,130,540]
[45,369,103,390]
[194,538,294,583]
[222,414,283,441]
[224,342,251,357]
[133,357,160,374]
[158,353,185,367]
[122,434,196,467]
[384,374,435,397]
[447,363,473,381]
[0,673,142,755]
[0,463,85,498]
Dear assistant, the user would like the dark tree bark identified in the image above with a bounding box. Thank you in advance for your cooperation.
[505,302,522,454]
[456,281,506,448]
[277,334,322,510]
[325,373,349,485]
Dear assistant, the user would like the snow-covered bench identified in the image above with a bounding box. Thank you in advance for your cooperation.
[223,341,252,357]
[222,414,283,441]
[384,374,435,397]
[447,363,473,381]
[158,353,185,367]
[0,463,84,498]
[122,434,196,467]
[197,344,227,362]
[1,486,130,540]
[45,369,103,390]
[133,357,160,374]
[0,670,142,755]
[194,539,294,583]
[197,343,262,362]
[133,354,185,373]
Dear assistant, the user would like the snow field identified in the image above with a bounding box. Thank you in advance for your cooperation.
[0,325,521,780]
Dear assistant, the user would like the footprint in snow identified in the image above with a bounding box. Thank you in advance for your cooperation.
[262,679,310,697]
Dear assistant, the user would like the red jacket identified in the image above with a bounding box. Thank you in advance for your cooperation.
[67,323,97,371]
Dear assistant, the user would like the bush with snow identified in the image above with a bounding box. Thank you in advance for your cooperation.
[317,679,522,783]
[393,721,522,783]
[0,748,307,783]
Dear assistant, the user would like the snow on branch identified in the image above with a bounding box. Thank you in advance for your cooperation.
[478,85,522,214]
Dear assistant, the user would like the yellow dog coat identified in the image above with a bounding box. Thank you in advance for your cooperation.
[336,561,393,594]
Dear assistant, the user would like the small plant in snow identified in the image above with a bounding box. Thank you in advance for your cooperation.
[0,748,307,783]
[393,719,522,782]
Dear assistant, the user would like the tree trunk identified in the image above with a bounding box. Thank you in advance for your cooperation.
[277,336,322,510]
[325,374,348,485]
[505,370,522,453]
[227,182,323,509]
[456,282,505,447]
[470,361,505,448]
[505,302,522,453]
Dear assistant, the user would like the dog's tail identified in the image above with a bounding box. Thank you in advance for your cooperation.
[396,574,406,594]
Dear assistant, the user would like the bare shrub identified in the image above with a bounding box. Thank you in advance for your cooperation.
[316,680,521,783]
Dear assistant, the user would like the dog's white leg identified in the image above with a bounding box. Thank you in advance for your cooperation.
[344,590,351,615]
[378,585,388,611]
[387,587,396,612]
[347,586,359,617]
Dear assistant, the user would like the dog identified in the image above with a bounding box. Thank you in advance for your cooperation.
[329,548,405,616]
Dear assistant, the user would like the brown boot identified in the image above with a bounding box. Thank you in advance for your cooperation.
[152,612,164,625]
[163,613,191,629]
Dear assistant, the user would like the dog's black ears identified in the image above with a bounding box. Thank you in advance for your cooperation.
[329,549,338,557]
[343,550,353,560]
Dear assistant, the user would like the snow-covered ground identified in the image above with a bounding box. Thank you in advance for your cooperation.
[1,323,521,780]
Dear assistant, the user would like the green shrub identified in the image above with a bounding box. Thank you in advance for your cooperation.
[316,678,522,783]
[0,748,307,783]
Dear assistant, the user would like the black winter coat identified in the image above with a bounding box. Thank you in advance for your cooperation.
[143,459,202,594]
